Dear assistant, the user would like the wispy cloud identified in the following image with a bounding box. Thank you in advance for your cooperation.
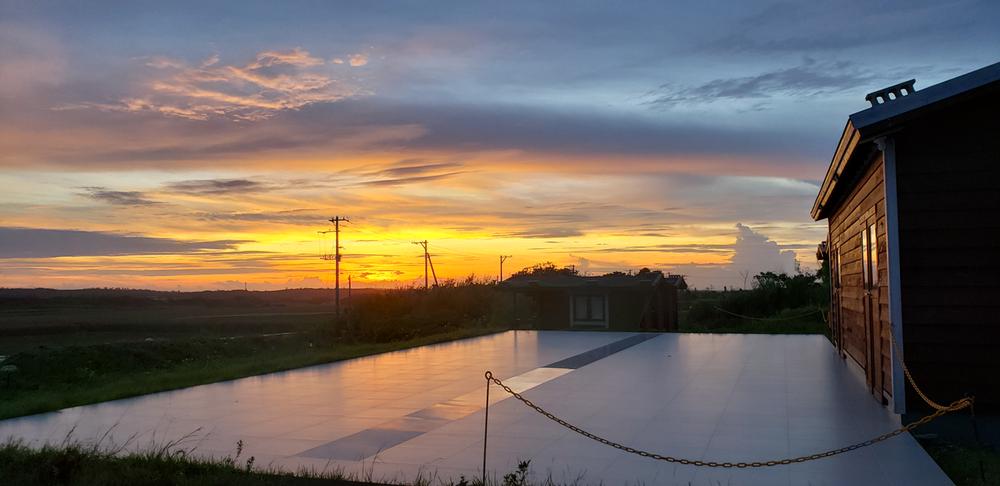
[374,161,464,178]
[197,209,323,225]
[505,228,584,239]
[645,58,877,108]
[164,178,269,195]
[60,48,365,121]
[80,187,160,206]
[0,227,246,258]
[247,48,324,68]
[350,160,467,187]
[358,171,465,187]
[331,53,369,67]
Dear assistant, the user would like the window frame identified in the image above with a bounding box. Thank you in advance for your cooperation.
[571,293,609,327]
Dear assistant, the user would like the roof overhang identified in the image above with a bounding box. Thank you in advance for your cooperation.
[811,120,860,220]
[811,61,1000,221]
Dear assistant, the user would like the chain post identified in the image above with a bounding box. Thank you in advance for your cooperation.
[483,371,492,482]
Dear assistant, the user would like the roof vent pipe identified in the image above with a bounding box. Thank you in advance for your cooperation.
[865,79,917,107]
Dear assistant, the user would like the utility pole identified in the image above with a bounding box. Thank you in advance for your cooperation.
[321,216,349,317]
[499,255,512,283]
[412,240,438,289]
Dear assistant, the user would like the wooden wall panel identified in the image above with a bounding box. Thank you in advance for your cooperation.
[895,89,1000,410]
[827,150,892,399]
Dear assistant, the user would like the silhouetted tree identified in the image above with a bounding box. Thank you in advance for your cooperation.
[511,262,578,278]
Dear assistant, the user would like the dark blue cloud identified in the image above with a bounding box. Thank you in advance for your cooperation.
[0,227,246,258]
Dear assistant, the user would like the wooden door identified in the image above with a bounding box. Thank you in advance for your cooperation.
[830,243,843,356]
[860,221,882,398]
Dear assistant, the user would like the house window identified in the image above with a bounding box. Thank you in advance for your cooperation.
[869,224,879,287]
[572,294,606,324]
[834,247,841,288]
[861,228,869,288]
[861,224,878,290]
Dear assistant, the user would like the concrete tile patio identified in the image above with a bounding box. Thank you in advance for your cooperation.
[0,331,953,485]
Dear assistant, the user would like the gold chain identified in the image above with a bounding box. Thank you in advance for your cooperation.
[888,329,950,411]
[484,333,973,468]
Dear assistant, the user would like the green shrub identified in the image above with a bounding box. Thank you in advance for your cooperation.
[332,278,512,343]
[681,266,830,333]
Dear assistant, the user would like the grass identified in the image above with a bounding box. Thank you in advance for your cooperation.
[0,302,341,355]
[678,303,828,334]
[919,439,1000,486]
[0,326,502,420]
[0,439,385,486]
[4,435,997,486]
[678,288,829,335]
[0,439,550,486]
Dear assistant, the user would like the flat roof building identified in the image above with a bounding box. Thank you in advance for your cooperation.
[502,270,687,331]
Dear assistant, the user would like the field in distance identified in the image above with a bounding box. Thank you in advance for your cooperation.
[0,288,382,354]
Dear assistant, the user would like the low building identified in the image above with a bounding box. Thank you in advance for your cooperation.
[811,61,1000,412]
[501,270,687,331]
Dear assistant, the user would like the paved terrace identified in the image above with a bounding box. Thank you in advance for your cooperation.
[0,331,952,485]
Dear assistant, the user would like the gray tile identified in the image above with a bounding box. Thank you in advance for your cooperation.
[0,332,953,485]
[297,428,424,460]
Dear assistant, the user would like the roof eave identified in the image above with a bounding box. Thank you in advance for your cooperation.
[811,119,860,221]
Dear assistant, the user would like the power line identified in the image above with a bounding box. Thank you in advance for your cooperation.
[321,216,349,316]
[499,255,512,283]
[347,224,412,245]
[431,242,494,257]
[412,240,439,289]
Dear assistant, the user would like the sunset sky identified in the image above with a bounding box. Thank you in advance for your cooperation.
[2,1,998,290]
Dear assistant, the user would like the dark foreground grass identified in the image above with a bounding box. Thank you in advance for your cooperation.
[0,441,545,486]
[0,440,386,486]
[920,439,1000,486]
[0,326,502,421]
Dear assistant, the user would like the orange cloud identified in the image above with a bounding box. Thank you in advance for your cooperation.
[348,53,369,67]
[62,48,366,121]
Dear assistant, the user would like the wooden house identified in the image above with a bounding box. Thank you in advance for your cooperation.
[502,271,686,331]
[812,61,1000,412]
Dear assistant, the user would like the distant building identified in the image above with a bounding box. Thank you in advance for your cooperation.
[811,61,1000,413]
[501,271,687,331]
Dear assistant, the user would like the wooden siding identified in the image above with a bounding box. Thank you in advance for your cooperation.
[894,89,1000,410]
[827,151,893,401]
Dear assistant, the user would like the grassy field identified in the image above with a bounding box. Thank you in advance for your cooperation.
[0,285,509,420]
[0,288,375,354]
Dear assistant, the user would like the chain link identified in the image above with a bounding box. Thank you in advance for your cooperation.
[484,332,974,468]
[888,329,950,411]
[712,306,823,322]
